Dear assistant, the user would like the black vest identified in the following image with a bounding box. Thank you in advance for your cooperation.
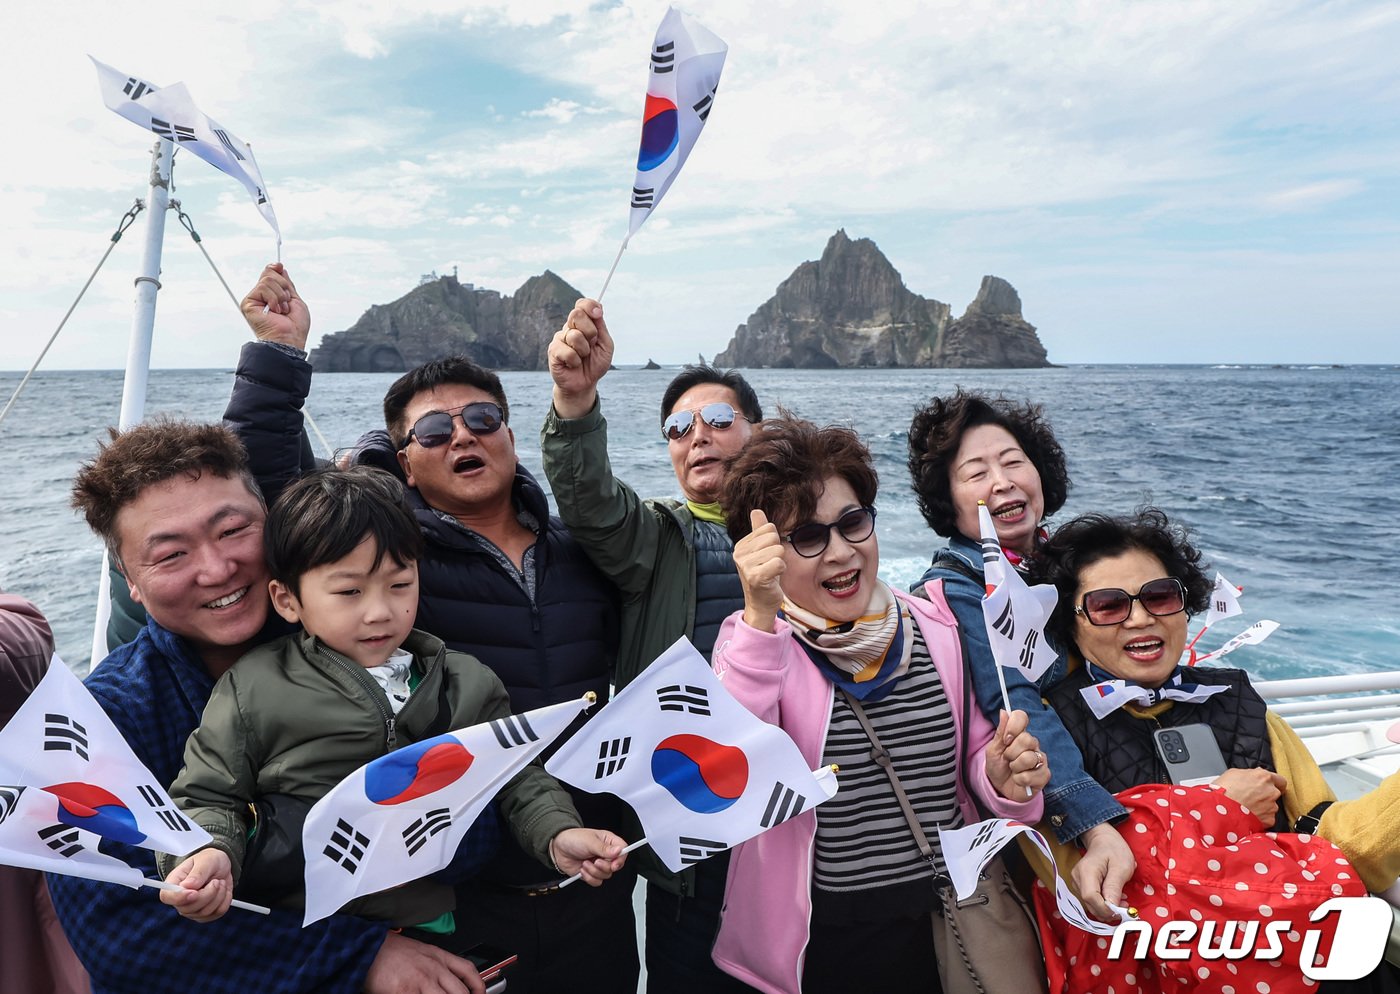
[1047,665,1283,830]
[690,518,744,660]
[409,469,623,881]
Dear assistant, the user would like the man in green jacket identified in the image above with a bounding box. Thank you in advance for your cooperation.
[542,298,763,993]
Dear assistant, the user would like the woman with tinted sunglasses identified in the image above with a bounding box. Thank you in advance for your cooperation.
[1030,508,1400,994]
[908,389,1136,922]
[709,415,1048,994]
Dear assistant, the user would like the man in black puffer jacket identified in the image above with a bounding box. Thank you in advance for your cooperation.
[222,264,636,994]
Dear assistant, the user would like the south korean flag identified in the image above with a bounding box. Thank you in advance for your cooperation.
[0,783,145,889]
[1204,572,1244,626]
[547,638,839,873]
[0,657,211,858]
[977,502,1059,683]
[940,817,1128,936]
[302,695,590,925]
[90,56,281,243]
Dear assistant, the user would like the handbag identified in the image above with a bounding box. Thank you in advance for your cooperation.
[838,627,1047,994]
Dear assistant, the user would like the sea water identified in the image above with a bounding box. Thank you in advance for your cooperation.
[1,364,1397,679]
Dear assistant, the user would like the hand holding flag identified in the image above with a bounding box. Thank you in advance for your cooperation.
[597,6,727,299]
[940,817,1129,936]
[0,658,267,913]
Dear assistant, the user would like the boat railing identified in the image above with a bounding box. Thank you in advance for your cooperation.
[1252,670,1400,772]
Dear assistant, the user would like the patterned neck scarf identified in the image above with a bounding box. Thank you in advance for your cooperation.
[366,649,414,715]
[1079,660,1228,720]
[780,581,914,702]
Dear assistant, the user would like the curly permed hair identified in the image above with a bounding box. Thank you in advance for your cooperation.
[906,388,1070,537]
[720,413,878,544]
[1029,507,1212,654]
[70,417,261,564]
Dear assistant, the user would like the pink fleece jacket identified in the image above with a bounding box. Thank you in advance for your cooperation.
[710,584,1043,994]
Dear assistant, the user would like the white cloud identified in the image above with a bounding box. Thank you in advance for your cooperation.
[3,0,1400,370]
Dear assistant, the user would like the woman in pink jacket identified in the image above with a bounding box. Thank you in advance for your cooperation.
[710,415,1048,994]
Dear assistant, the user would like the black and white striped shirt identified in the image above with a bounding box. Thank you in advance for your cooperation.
[812,625,963,894]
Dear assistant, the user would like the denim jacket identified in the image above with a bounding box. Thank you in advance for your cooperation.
[915,533,1126,842]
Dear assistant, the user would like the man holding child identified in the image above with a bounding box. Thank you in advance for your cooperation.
[53,420,492,994]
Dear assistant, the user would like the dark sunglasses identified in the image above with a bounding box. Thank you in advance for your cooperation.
[784,506,877,558]
[661,402,751,441]
[402,402,505,449]
[1075,576,1186,626]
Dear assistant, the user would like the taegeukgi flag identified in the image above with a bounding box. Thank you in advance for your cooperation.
[91,56,282,243]
[0,782,145,889]
[546,638,837,873]
[1203,571,1244,626]
[0,656,212,863]
[625,6,727,239]
[940,816,1124,936]
[977,502,1059,683]
[302,696,591,925]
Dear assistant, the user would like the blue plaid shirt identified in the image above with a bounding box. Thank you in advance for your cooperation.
[47,619,387,994]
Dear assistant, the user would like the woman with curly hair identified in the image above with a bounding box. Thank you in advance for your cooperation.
[907,389,1134,919]
[710,414,1049,994]
[1030,508,1400,994]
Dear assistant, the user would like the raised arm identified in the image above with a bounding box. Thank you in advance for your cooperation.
[541,303,666,596]
[222,264,316,507]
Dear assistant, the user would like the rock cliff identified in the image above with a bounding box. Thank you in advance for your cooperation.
[308,271,580,372]
[713,231,1050,369]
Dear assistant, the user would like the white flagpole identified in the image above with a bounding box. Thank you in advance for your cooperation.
[596,236,629,303]
[91,138,174,667]
[556,837,650,889]
[139,877,270,915]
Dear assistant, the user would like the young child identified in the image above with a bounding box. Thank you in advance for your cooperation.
[158,467,624,927]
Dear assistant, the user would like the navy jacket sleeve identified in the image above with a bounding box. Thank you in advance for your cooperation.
[918,557,1127,843]
[48,862,384,994]
[222,341,315,508]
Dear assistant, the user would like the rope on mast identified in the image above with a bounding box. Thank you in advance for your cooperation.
[172,202,335,460]
[0,201,145,432]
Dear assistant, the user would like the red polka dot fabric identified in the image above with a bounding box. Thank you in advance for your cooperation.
[1035,783,1364,993]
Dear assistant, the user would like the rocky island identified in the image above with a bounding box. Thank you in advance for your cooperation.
[307,231,1049,372]
[308,270,580,372]
[713,230,1050,369]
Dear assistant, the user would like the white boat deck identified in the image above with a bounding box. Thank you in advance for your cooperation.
[1254,671,1400,800]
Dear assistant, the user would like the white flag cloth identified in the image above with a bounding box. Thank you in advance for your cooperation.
[625,6,727,239]
[940,817,1128,936]
[91,56,281,243]
[0,783,144,889]
[977,503,1060,682]
[1204,572,1244,626]
[546,638,838,873]
[1194,619,1280,665]
[302,696,590,926]
[0,657,212,859]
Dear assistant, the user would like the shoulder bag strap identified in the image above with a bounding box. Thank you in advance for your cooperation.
[837,688,938,867]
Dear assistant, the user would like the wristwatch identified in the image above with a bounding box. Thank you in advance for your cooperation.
[1293,801,1333,835]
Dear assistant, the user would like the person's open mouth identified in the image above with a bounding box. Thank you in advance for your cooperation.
[205,586,250,610]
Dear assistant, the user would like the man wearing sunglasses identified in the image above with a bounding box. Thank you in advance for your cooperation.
[210,265,638,994]
[543,298,764,994]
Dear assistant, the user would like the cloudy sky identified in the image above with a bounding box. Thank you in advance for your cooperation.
[2,0,1398,371]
